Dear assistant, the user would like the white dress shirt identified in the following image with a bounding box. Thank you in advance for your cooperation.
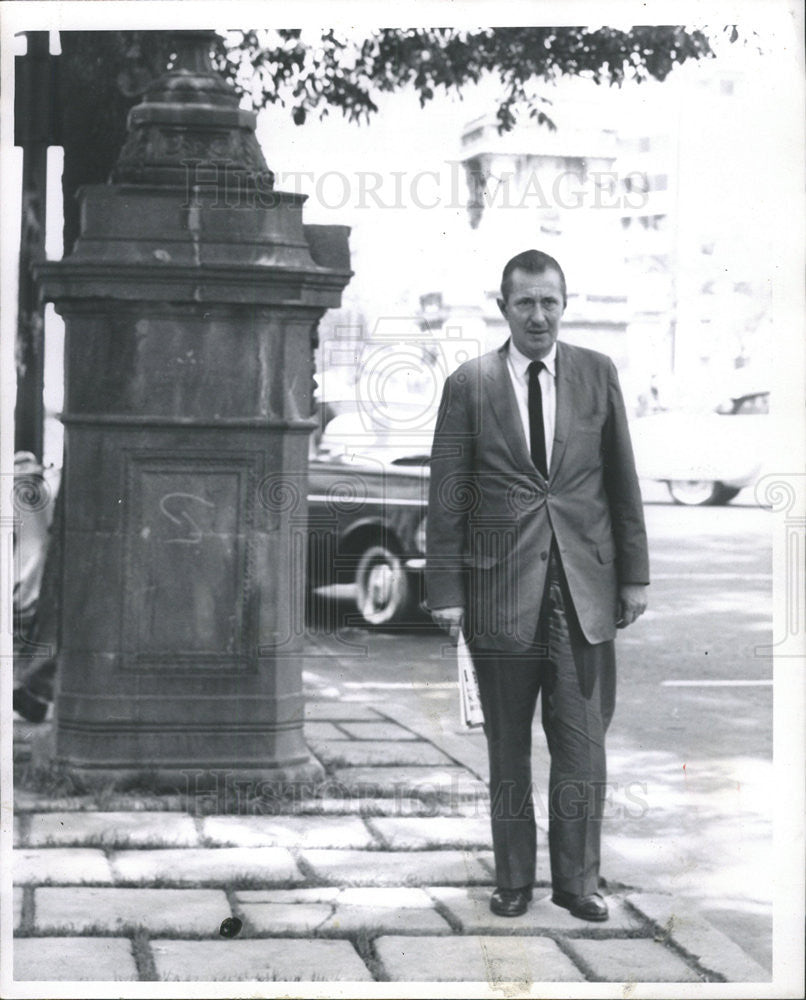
[506,339,557,473]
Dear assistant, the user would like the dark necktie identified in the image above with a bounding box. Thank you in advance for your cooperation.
[527,360,547,478]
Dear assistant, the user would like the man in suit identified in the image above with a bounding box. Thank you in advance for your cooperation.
[426,249,649,921]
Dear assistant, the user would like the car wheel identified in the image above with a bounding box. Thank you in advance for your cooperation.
[355,544,412,625]
[667,480,736,506]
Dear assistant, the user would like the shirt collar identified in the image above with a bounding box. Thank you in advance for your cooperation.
[508,339,557,379]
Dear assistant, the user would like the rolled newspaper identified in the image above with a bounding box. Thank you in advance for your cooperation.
[457,633,484,729]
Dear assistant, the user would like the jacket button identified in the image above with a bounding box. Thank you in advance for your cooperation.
[540,551,548,561]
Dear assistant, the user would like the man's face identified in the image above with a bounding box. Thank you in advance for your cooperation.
[498,267,565,360]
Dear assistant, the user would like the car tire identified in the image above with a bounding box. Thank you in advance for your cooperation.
[713,485,741,504]
[355,544,412,625]
[667,480,740,506]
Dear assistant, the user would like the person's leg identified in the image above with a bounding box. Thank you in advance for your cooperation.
[539,551,616,898]
[14,483,62,719]
[473,649,542,890]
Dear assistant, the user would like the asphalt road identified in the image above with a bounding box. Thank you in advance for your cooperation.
[308,484,775,970]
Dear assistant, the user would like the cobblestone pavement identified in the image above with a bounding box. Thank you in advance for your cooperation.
[11,695,772,989]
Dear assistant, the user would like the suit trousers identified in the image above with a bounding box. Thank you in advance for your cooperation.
[471,543,616,896]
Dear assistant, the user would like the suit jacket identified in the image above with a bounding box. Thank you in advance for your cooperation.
[425,340,649,651]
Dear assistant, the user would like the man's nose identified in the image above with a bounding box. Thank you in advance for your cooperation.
[530,303,545,325]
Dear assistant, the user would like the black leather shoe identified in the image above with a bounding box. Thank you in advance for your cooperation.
[552,889,609,922]
[490,886,533,917]
[13,687,49,723]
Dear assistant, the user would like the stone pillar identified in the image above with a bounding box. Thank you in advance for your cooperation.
[36,32,351,790]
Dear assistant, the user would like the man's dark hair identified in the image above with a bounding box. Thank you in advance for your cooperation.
[500,249,567,306]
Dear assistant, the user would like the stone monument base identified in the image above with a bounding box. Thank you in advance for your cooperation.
[25,722,326,796]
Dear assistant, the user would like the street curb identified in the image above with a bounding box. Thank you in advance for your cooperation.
[625,892,772,983]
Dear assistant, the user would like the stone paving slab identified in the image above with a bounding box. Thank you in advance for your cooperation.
[322,903,450,935]
[109,847,301,885]
[429,885,646,934]
[150,938,372,981]
[27,811,199,848]
[238,901,333,934]
[300,848,495,887]
[14,848,114,885]
[331,766,488,801]
[338,886,438,907]
[14,937,138,981]
[202,814,374,849]
[238,885,451,936]
[313,740,453,768]
[304,701,384,722]
[339,721,419,741]
[371,816,492,849]
[304,721,350,741]
[13,887,23,931]
[375,934,585,982]
[34,887,230,935]
[626,893,772,982]
[564,937,702,983]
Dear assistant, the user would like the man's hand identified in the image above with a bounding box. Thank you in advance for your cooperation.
[616,584,648,629]
[431,606,465,644]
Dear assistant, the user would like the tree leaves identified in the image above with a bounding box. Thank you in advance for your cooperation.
[221,25,721,132]
[78,25,726,136]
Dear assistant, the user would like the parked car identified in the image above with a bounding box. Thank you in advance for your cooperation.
[307,444,430,625]
[629,388,770,505]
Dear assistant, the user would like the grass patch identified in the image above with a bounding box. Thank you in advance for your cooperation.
[362,820,390,850]
[35,833,193,850]
[110,875,313,891]
[19,886,36,933]
[16,761,176,806]
[349,927,386,982]
[429,896,463,933]
[160,972,329,982]
[292,853,329,887]
[131,928,158,981]
[15,923,223,941]
[16,760,78,799]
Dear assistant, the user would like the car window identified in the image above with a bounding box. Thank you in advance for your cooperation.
[390,455,431,466]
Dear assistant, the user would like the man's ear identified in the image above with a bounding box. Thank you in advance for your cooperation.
[497,297,507,319]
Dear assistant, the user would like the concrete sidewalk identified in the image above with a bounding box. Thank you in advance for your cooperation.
[11,647,771,988]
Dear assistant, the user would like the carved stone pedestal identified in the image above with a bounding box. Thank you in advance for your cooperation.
[36,32,351,791]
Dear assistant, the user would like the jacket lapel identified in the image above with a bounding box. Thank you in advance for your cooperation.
[550,341,574,479]
[482,342,541,477]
